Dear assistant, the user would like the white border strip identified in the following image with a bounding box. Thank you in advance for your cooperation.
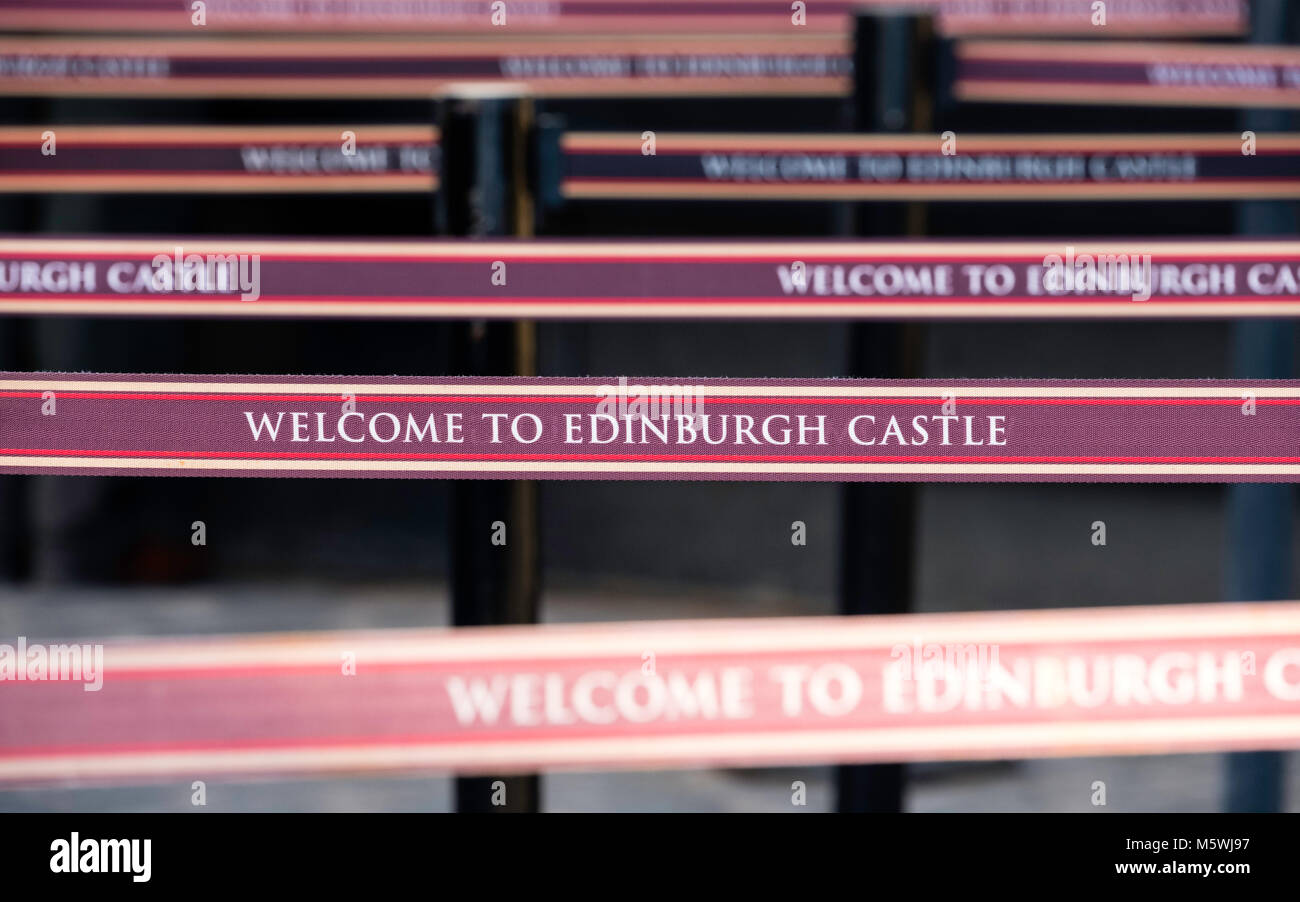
[0,379,1296,398]
[4,457,1300,476]
[8,301,1300,319]
[7,716,1300,781]
[90,602,1300,669]
[3,238,1300,257]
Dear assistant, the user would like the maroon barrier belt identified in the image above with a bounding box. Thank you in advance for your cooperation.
[559,132,1300,201]
[0,0,1248,37]
[0,35,851,99]
[0,126,437,194]
[1,602,1296,783]
[2,373,1299,482]
[5,238,1300,320]
[955,40,1300,108]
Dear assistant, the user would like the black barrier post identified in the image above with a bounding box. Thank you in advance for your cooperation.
[0,321,26,580]
[836,12,932,814]
[0,193,26,581]
[1224,0,1295,814]
[438,88,542,814]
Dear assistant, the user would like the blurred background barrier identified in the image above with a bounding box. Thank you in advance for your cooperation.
[551,132,1300,202]
[0,125,438,193]
[9,237,1300,319]
[0,35,853,99]
[950,39,1300,108]
[2,602,1297,785]
[0,0,1249,37]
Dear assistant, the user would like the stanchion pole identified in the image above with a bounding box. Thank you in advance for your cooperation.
[837,12,933,814]
[1224,0,1295,814]
[438,86,542,814]
[0,318,26,579]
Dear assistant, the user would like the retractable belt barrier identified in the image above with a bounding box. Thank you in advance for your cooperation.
[954,39,1300,108]
[2,602,1297,784]
[0,126,438,194]
[6,238,1300,319]
[3,373,1300,483]
[6,35,1287,107]
[0,0,1248,37]
[556,132,1300,201]
[16,128,1294,202]
[0,36,851,98]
